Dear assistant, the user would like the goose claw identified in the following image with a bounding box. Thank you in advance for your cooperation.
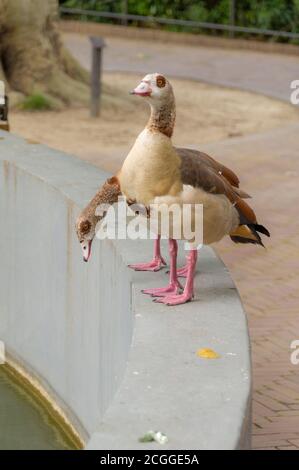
[142,282,183,297]
[153,292,194,306]
[128,257,167,272]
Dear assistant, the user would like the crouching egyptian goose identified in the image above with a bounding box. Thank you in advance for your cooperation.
[116,73,270,306]
[76,177,121,261]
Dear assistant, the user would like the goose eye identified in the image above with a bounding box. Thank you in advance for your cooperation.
[156,75,166,88]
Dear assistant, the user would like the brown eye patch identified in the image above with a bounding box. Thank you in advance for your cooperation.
[156,75,166,88]
[80,220,91,234]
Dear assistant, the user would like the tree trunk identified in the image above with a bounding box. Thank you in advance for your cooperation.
[0,0,89,108]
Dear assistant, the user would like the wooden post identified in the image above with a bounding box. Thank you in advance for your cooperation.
[229,0,236,38]
[90,36,106,118]
[122,0,128,26]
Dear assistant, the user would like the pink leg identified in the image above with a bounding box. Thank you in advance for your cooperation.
[142,239,183,297]
[154,249,198,306]
[176,265,189,278]
[128,235,167,272]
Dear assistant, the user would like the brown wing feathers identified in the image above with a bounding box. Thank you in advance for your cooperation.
[177,147,270,246]
[177,148,240,188]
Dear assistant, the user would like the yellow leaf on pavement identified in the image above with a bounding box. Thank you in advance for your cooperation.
[197,348,220,359]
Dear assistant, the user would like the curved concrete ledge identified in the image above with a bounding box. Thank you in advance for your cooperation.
[0,130,251,449]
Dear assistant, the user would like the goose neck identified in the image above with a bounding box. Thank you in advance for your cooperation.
[146,96,176,138]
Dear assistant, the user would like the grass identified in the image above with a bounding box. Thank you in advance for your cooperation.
[20,93,54,111]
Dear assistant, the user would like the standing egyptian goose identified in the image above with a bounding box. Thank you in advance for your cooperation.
[128,146,251,275]
[117,73,269,306]
[77,146,248,270]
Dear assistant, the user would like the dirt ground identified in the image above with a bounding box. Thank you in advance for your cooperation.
[10,72,299,173]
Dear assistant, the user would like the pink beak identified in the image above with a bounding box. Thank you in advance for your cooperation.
[130,81,152,97]
[81,240,92,262]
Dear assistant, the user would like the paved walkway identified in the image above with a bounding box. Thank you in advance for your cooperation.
[64,32,299,450]
[202,125,299,450]
[64,32,298,101]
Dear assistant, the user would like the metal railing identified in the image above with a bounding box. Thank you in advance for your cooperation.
[60,4,299,41]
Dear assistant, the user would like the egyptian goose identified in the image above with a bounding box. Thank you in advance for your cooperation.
[128,147,251,274]
[76,177,121,261]
[116,73,270,306]
[76,147,249,266]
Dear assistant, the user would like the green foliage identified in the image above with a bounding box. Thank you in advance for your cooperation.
[59,0,299,38]
[237,0,299,32]
[20,94,54,111]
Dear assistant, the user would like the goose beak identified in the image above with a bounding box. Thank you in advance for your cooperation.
[81,240,92,262]
[130,81,152,97]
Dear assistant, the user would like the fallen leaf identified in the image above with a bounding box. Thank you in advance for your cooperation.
[197,348,220,359]
[139,430,168,445]
[139,432,155,443]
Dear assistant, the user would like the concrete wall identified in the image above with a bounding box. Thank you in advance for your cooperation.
[0,130,251,449]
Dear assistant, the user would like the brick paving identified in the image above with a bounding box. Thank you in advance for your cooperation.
[203,126,299,449]
[65,31,299,449]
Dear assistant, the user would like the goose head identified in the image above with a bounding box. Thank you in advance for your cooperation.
[76,216,96,262]
[130,73,173,103]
